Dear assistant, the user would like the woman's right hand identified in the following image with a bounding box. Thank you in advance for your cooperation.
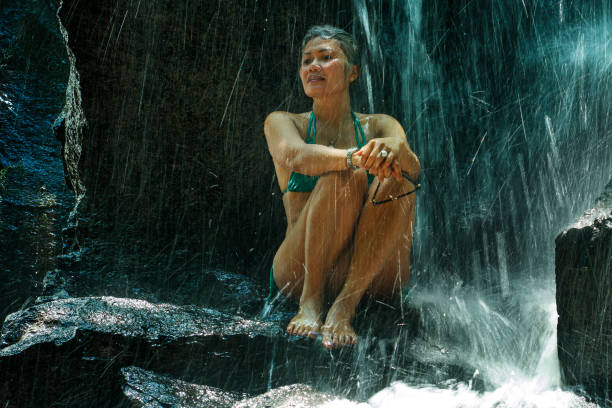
[355,141,403,183]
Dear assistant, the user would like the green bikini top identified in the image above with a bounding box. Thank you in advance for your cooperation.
[284,111,367,193]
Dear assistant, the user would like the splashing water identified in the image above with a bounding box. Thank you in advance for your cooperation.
[318,282,599,408]
[322,381,599,408]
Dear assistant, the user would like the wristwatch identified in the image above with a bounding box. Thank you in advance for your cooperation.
[346,147,359,170]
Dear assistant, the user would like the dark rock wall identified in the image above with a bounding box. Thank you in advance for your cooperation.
[556,180,611,399]
[0,1,72,322]
[58,0,354,272]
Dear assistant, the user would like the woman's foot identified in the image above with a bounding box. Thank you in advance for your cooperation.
[287,303,322,338]
[321,302,358,348]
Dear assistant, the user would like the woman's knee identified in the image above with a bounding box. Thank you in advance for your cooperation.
[370,177,417,214]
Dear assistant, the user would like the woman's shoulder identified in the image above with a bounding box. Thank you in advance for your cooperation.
[354,112,400,124]
[265,111,310,122]
[353,112,403,137]
[265,111,310,134]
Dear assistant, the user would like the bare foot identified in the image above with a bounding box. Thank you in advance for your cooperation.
[287,306,322,339]
[321,304,358,349]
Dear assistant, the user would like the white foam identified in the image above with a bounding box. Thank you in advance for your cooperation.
[321,381,598,408]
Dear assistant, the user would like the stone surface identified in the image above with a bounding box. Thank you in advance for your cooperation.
[0,295,284,407]
[0,0,74,324]
[121,366,247,408]
[556,179,612,399]
[232,384,335,408]
[121,366,336,408]
[0,296,281,357]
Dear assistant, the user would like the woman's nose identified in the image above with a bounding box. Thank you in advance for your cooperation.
[308,61,322,71]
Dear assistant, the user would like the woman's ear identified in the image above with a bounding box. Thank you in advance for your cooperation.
[349,65,360,83]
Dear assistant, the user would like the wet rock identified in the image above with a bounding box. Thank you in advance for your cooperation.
[0,1,74,325]
[232,384,336,408]
[121,366,247,408]
[0,296,281,357]
[0,296,283,407]
[556,179,612,399]
[121,366,335,408]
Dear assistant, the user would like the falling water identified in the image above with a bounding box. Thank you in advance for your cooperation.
[336,0,612,406]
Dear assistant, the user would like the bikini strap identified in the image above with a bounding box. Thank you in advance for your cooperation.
[351,111,366,148]
[305,112,316,144]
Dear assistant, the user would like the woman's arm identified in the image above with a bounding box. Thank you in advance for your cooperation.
[264,111,349,175]
[358,114,420,182]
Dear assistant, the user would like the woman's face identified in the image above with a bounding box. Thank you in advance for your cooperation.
[299,37,358,98]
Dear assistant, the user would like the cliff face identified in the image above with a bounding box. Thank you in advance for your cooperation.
[556,180,612,399]
[0,0,72,322]
[57,0,353,270]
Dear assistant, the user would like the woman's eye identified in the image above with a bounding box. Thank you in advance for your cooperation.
[322,55,332,60]
[302,59,312,65]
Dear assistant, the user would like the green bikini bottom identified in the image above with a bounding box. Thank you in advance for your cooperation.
[267,266,278,303]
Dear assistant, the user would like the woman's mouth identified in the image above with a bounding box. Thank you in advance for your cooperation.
[308,75,325,82]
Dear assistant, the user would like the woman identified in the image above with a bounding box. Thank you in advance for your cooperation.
[264,25,420,349]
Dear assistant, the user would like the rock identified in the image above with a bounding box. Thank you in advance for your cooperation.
[121,366,335,408]
[0,296,283,407]
[121,366,247,408]
[556,179,612,399]
[0,296,281,357]
[0,0,77,328]
[232,384,336,408]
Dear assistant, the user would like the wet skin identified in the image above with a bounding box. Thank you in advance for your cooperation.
[264,37,420,348]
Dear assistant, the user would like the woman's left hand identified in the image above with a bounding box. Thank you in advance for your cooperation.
[356,138,403,183]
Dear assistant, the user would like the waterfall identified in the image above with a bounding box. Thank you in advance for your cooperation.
[348,0,611,406]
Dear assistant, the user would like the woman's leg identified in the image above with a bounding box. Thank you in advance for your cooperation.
[273,170,369,337]
[321,176,416,348]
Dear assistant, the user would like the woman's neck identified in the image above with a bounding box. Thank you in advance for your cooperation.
[312,92,352,128]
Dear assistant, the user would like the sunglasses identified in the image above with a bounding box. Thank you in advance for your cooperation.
[371,172,421,205]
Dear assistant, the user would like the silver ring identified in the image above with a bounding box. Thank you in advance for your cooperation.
[378,149,388,158]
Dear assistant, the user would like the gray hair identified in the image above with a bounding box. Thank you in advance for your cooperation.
[300,25,360,69]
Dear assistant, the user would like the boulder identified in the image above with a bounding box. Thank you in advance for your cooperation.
[121,366,246,408]
[0,296,282,407]
[0,296,281,357]
[556,179,611,399]
[121,366,335,408]
[0,0,74,324]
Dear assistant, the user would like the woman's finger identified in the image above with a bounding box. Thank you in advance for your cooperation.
[365,143,386,170]
[380,151,394,170]
[358,141,376,169]
[392,160,402,182]
[374,166,384,183]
